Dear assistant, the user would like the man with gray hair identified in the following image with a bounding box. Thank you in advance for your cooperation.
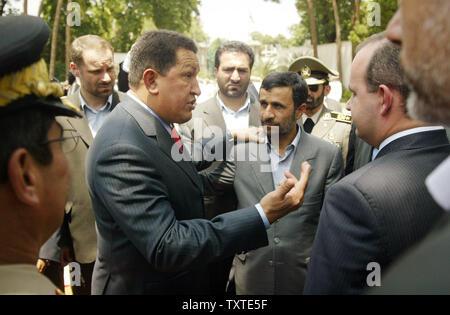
[304,32,450,294]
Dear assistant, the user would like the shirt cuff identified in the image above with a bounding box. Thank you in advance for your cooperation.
[255,203,270,229]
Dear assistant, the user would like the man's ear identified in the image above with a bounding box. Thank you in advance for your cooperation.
[143,69,159,95]
[378,84,393,116]
[70,62,80,78]
[7,149,40,206]
[214,67,218,78]
[295,103,307,120]
[324,84,331,97]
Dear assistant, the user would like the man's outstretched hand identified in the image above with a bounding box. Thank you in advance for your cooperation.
[260,161,311,223]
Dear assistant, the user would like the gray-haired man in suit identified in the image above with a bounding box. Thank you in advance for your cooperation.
[219,71,344,294]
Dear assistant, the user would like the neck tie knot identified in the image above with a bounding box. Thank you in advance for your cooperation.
[170,124,183,153]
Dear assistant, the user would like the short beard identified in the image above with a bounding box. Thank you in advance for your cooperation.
[404,70,450,126]
[306,91,325,110]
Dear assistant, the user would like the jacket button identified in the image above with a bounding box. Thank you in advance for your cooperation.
[274,237,280,244]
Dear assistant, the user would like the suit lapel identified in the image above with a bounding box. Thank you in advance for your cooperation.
[290,130,317,177]
[65,93,93,146]
[202,98,227,130]
[249,143,275,195]
[248,94,261,127]
[376,129,449,160]
[122,96,203,193]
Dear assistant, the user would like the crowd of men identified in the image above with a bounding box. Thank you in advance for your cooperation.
[0,0,449,295]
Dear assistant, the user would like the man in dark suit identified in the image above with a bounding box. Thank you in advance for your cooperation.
[304,32,450,294]
[38,35,122,294]
[368,0,450,294]
[225,71,344,294]
[86,30,311,295]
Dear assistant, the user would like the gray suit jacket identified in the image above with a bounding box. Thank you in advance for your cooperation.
[179,94,261,218]
[86,95,268,294]
[304,129,450,294]
[228,128,344,294]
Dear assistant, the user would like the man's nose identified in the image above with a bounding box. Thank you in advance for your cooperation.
[192,77,201,96]
[230,69,240,82]
[101,71,112,83]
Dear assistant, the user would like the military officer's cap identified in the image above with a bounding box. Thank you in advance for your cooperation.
[0,15,81,118]
[289,56,339,85]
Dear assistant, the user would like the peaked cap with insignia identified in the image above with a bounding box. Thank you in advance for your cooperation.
[289,56,339,85]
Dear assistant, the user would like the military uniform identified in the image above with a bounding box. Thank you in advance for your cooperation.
[289,56,352,164]
[308,106,352,165]
[0,15,81,295]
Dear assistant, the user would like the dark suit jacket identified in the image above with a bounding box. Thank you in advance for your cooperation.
[304,129,450,294]
[86,95,268,294]
[369,212,450,294]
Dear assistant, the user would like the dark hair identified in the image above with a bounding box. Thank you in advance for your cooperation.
[214,41,255,70]
[261,71,308,109]
[128,30,198,88]
[0,109,54,183]
[357,32,409,101]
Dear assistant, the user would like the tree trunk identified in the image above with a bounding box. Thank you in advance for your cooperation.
[38,0,44,17]
[332,0,342,80]
[0,0,7,16]
[23,0,27,14]
[355,0,360,23]
[306,0,318,58]
[49,0,63,79]
[65,0,71,81]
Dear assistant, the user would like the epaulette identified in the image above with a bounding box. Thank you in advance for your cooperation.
[323,111,352,124]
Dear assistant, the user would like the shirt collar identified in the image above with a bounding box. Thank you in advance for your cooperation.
[377,126,445,154]
[216,93,250,115]
[302,105,324,124]
[79,91,112,113]
[266,124,302,157]
[126,90,172,135]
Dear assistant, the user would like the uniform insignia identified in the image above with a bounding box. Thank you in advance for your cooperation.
[326,111,352,124]
[300,65,311,78]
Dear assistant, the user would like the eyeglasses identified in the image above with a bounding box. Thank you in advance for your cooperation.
[308,84,320,92]
[41,130,81,153]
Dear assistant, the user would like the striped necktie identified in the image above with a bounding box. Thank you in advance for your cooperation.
[170,124,183,153]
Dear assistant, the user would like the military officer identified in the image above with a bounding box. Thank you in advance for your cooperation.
[289,56,352,164]
[0,15,82,294]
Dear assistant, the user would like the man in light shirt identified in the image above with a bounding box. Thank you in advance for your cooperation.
[179,41,261,294]
[38,35,123,295]
[304,32,450,294]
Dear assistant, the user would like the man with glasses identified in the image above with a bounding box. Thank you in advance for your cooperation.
[38,35,123,295]
[0,15,82,294]
[289,56,352,165]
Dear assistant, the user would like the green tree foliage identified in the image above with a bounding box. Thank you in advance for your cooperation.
[250,31,293,48]
[291,0,397,46]
[348,0,398,47]
[40,0,201,81]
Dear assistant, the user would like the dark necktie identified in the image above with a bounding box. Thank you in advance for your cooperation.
[170,125,183,153]
[303,118,315,134]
